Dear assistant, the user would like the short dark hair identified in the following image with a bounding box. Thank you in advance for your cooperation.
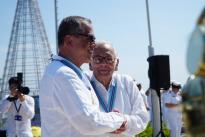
[8,77,19,86]
[197,8,205,25]
[58,16,92,46]
[171,83,181,89]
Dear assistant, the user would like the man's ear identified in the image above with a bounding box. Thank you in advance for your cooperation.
[115,59,119,71]
[64,35,72,47]
[89,63,93,71]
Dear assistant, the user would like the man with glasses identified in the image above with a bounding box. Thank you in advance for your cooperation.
[88,41,149,137]
[40,16,127,137]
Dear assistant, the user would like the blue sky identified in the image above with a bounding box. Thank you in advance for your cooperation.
[0,0,204,89]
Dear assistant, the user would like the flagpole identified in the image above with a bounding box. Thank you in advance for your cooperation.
[54,0,58,54]
[145,0,161,137]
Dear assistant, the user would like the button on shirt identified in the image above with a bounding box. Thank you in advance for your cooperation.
[0,95,35,137]
[39,55,126,137]
[89,73,149,137]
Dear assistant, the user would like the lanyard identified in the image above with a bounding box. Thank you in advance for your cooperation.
[13,101,22,113]
[53,59,83,79]
[53,59,91,90]
[91,80,117,112]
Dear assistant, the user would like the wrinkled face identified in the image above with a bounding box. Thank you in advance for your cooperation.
[91,44,118,79]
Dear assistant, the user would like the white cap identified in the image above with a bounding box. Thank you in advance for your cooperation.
[171,81,181,88]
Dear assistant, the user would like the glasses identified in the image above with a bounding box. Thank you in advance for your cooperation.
[68,33,95,43]
[92,56,116,64]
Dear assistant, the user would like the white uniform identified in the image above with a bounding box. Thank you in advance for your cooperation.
[161,90,169,127]
[0,95,35,137]
[139,88,149,110]
[39,55,126,137]
[164,91,182,137]
[88,73,149,137]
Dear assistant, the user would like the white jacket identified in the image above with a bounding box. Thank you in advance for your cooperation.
[89,74,149,137]
[39,55,126,137]
[0,95,35,137]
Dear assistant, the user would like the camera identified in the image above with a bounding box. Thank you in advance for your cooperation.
[17,73,30,95]
[7,73,30,102]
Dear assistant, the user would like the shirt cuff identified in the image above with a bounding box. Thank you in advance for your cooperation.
[122,114,133,136]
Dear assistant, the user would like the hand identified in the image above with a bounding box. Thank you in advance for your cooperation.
[112,109,120,113]
[110,119,128,134]
[10,86,18,97]
[17,92,25,102]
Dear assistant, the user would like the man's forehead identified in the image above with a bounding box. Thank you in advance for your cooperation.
[81,21,94,34]
[93,51,114,57]
[9,83,18,87]
[93,46,115,57]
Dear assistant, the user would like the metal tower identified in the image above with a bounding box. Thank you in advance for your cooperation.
[0,0,52,98]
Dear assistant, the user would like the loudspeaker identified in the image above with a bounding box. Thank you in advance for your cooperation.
[147,55,170,91]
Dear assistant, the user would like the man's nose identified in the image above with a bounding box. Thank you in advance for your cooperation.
[89,42,96,49]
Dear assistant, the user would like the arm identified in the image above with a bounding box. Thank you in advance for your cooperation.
[40,69,126,135]
[0,96,12,113]
[164,92,181,108]
[122,77,150,136]
[20,95,35,119]
[165,103,179,108]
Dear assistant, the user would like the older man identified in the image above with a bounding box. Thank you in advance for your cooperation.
[39,16,127,137]
[88,41,149,137]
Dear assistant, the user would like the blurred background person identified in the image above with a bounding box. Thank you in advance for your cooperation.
[164,82,182,137]
[0,77,35,137]
[161,86,170,129]
[136,83,149,111]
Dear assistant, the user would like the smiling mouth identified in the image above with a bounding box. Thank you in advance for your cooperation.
[99,70,110,74]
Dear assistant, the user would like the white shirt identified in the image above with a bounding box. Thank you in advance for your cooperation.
[89,73,149,137]
[164,90,182,137]
[164,91,182,113]
[161,90,169,127]
[0,95,35,137]
[39,55,126,137]
[139,89,149,110]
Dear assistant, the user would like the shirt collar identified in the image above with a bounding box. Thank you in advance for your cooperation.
[91,73,116,90]
[52,55,83,79]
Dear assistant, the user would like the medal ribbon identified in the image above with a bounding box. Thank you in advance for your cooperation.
[53,59,91,90]
[91,80,117,112]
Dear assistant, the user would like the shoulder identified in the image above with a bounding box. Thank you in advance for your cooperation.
[114,73,135,84]
[114,73,139,95]
[25,95,34,100]
[44,61,81,83]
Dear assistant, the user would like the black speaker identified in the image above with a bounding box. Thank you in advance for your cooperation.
[147,55,170,91]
